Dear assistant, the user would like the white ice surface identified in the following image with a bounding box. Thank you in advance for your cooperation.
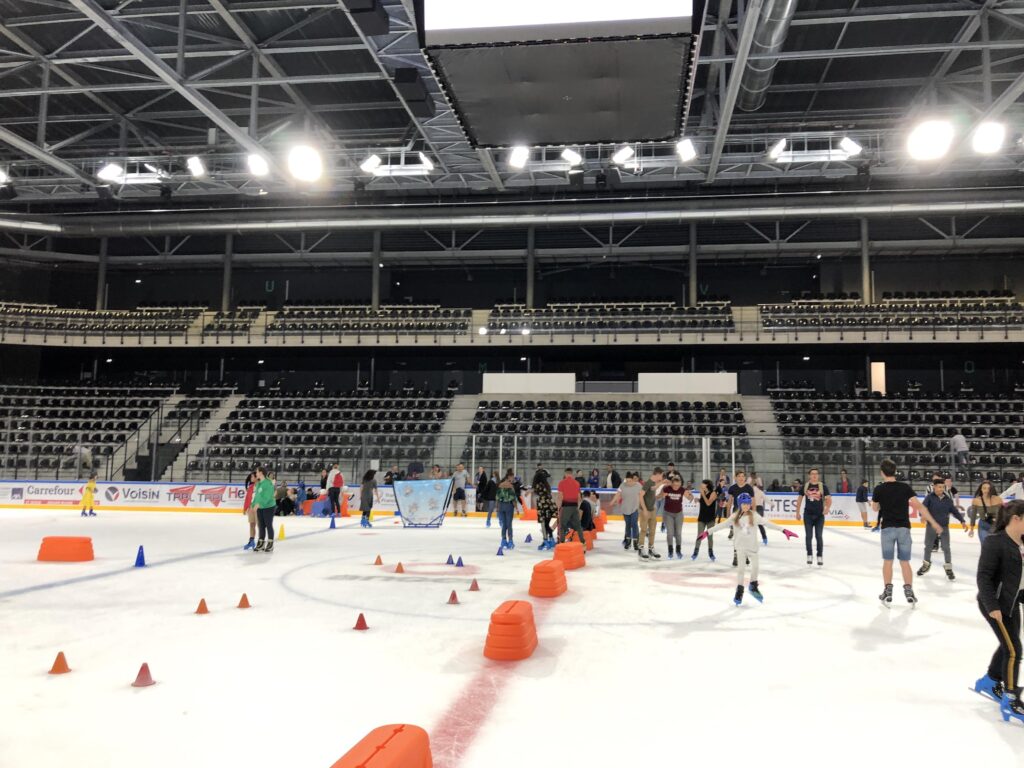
[1,511,1021,768]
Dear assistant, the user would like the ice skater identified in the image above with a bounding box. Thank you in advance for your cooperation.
[657,473,690,559]
[242,470,257,549]
[496,469,517,550]
[691,479,718,561]
[971,480,1003,542]
[974,501,1024,722]
[795,468,831,567]
[613,472,643,554]
[698,493,797,605]
[533,473,557,550]
[250,466,276,552]
[80,472,97,517]
[917,476,967,580]
[856,479,872,529]
[358,469,380,528]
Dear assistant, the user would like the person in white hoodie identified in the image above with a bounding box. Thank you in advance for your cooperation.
[1001,474,1023,502]
[698,493,798,605]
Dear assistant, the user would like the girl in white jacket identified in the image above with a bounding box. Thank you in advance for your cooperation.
[699,493,798,605]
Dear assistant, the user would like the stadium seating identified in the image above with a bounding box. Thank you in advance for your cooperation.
[486,301,733,336]
[265,305,471,339]
[202,307,261,339]
[0,302,201,341]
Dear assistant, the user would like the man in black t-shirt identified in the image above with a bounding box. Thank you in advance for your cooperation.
[872,459,943,607]
[726,470,756,554]
[795,468,831,567]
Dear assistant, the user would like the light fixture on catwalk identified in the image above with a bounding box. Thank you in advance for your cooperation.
[907,120,954,161]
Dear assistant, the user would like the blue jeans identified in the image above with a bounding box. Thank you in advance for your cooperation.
[978,519,991,542]
[624,510,639,541]
[486,499,496,524]
[880,527,912,562]
[804,513,825,557]
[497,501,514,543]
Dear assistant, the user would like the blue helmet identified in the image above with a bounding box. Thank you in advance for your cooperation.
[736,493,753,507]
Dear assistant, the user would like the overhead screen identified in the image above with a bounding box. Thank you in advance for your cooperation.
[419,0,700,148]
[423,0,694,45]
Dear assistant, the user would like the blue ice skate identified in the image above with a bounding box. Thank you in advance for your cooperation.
[1000,693,1024,723]
[974,675,1001,702]
[749,581,764,603]
[243,540,255,550]
[505,539,515,550]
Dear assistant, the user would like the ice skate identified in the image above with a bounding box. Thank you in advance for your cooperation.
[903,584,917,607]
[639,547,650,560]
[733,585,744,606]
[667,548,674,560]
[505,539,515,550]
[973,675,1002,703]
[1000,694,1024,723]
[879,583,893,607]
[253,540,265,552]
[749,580,764,603]
[648,548,661,560]
[944,564,955,581]
[806,555,813,565]
[623,538,630,550]
[708,551,716,562]
[732,552,738,567]
[917,561,931,576]
[264,541,274,553]
[81,511,88,517]
[816,556,823,567]
[691,550,699,561]
[243,539,255,550]
[88,511,96,517]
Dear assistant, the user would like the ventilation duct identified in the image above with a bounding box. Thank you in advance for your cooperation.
[736,0,798,113]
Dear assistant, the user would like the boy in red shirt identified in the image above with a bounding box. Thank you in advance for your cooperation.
[557,467,585,546]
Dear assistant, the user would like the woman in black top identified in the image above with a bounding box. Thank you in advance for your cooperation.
[975,500,1024,720]
[692,480,718,561]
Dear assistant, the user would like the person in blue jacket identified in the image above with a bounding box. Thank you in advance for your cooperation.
[917,476,967,580]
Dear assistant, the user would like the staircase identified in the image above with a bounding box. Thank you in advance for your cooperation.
[160,393,245,482]
[113,393,185,481]
[741,395,786,481]
[434,394,481,469]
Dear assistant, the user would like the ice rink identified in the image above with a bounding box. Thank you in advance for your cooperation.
[2,509,1021,767]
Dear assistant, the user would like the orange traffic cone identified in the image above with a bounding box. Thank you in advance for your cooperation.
[354,613,369,631]
[132,663,155,687]
[237,593,251,609]
[394,562,405,574]
[195,598,210,615]
[49,651,71,675]
[469,579,480,592]
[373,555,383,566]
[448,590,459,605]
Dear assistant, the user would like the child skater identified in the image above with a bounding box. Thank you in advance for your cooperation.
[80,472,97,517]
[359,469,381,528]
[974,500,1024,722]
[533,472,557,551]
[698,493,798,605]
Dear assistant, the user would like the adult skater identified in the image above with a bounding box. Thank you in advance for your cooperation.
[639,467,666,560]
[613,472,642,553]
[856,479,872,529]
[358,469,380,528]
[496,469,517,550]
[605,464,622,490]
[971,480,1003,542]
[557,467,585,549]
[691,479,718,561]
[872,459,943,607]
[242,470,257,550]
[450,462,470,517]
[917,476,967,579]
[973,500,1024,721]
[476,466,488,512]
[698,493,797,605]
[80,472,97,517]
[795,468,831,567]
[533,473,557,551]
[250,466,277,552]
[657,473,690,559]
[580,489,597,532]
[326,462,344,517]
[1001,474,1024,502]
[483,470,497,528]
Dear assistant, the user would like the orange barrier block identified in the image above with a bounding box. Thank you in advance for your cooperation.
[521,507,538,521]
[341,494,351,517]
[330,723,432,768]
[528,560,567,598]
[37,536,93,562]
[594,510,608,532]
[583,530,596,551]
[302,500,314,516]
[484,600,538,661]
[553,541,586,570]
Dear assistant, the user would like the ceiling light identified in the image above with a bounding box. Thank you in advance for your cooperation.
[776,148,852,163]
[972,121,1005,155]
[478,327,488,336]
[509,146,530,169]
[360,154,382,174]
[143,163,165,176]
[105,358,113,363]
[561,148,583,166]
[802,356,810,361]
[418,152,434,171]
[134,279,142,284]
[373,165,431,177]
[186,156,206,177]
[0,169,8,184]
[768,138,787,160]
[907,120,954,161]
[521,328,531,336]
[97,162,124,182]
[247,153,269,177]
[287,144,322,182]
[378,262,384,268]
[839,137,862,157]
[257,359,264,365]
[520,357,527,361]
[676,138,697,162]
[499,328,507,335]
[816,254,822,260]
[612,145,635,165]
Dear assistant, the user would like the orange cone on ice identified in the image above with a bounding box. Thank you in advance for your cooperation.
[394,562,405,574]
[237,593,251,609]
[195,598,210,615]
[49,652,71,675]
[132,663,155,688]
[354,613,369,631]
[469,579,480,592]
[374,555,383,565]
[448,590,459,605]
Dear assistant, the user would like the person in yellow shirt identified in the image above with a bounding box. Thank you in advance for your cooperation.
[81,473,97,517]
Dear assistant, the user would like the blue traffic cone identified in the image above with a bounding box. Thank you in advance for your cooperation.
[525,534,533,543]
[329,516,336,529]
[134,546,146,568]
[446,554,455,565]
[496,547,504,556]
[456,556,464,567]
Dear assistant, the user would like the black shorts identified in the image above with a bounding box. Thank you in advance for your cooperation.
[454,488,466,501]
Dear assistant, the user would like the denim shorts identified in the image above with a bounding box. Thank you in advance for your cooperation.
[880,527,912,562]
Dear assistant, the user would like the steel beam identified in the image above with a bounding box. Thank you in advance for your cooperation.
[0,125,94,186]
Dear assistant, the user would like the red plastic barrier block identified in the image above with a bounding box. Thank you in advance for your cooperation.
[330,724,432,768]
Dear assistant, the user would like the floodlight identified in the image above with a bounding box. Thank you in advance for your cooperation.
[0,169,7,184]
[768,138,787,160]
[612,145,635,165]
[287,145,322,182]
[509,146,530,169]
[839,137,862,157]
[418,152,435,171]
[972,122,1005,155]
[561,147,583,166]
[676,138,697,162]
[97,162,124,182]
[247,153,270,177]
[907,120,954,161]
[360,154,382,174]
[186,156,206,177]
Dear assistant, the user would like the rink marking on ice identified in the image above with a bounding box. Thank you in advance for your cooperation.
[0,527,335,600]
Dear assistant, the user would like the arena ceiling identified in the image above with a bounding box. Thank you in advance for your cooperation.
[0,0,1021,207]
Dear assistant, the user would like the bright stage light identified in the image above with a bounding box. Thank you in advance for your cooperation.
[360,154,382,174]
[509,146,530,169]
[478,327,488,336]
[186,156,206,177]
[612,145,635,165]
[676,138,697,162]
[0,169,8,184]
[288,145,322,182]
[972,122,1005,155]
[839,137,862,157]
[907,120,954,161]
[561,148,583,166]
[97,162,124,182]
[247,153,269,177]
[768,138,787,160]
